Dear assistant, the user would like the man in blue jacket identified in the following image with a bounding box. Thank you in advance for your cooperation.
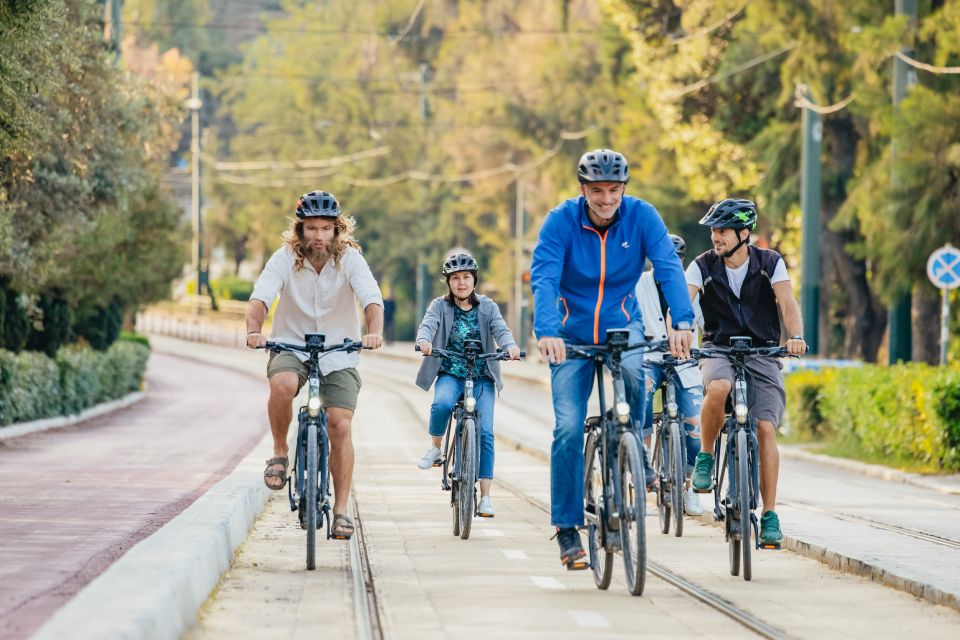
[531,148,695,569]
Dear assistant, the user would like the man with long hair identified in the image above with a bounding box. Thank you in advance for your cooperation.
[245,190,384,540]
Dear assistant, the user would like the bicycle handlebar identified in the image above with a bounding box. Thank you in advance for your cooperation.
[415,345,526,361]
[565,337,668,360]
[258,338,369,356]
[692,345,798,360]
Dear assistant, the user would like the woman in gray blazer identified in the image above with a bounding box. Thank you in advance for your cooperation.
[415,251,520,517]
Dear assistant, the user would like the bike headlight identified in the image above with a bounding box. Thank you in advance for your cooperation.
[616,401,630,424]
[735,403,748,423]
[666,401,679,419]
[464,396,477,413]
[307,396,322,417]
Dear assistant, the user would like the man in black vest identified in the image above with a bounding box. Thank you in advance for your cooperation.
[685,198,806,548]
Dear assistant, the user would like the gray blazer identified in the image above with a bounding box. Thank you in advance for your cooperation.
[415,294,518,392]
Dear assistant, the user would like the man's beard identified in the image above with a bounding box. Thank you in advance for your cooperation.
[301,239,331,263]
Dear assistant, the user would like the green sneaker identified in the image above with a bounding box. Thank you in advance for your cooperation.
[759,511,783,548]
[690,452,715,493]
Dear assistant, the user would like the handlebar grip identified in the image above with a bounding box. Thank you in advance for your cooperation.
[414,345,421,352]
[519,351,526,358]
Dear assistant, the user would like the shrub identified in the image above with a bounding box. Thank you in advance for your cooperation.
[212,276,254,301]
[0,342,150,426]
[785,363,960,471]
[119,331,151,348]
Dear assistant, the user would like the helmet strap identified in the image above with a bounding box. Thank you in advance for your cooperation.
[720,229,749,259]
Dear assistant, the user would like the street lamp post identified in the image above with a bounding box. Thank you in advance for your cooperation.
[186,72,204,302]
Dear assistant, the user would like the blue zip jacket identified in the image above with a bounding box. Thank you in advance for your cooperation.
[530,195,694,345]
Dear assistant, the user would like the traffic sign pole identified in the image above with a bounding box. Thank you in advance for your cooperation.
[926,243,960,366]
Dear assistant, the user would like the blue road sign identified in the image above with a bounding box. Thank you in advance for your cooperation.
[927,244,960,290]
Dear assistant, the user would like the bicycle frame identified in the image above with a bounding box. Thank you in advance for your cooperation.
[648,352,689,536]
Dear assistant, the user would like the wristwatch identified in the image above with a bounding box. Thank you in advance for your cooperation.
[790,335,805,341]
[676,321,693,331]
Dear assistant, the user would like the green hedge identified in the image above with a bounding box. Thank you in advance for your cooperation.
[0,341,150,426]
[785,364,960,472]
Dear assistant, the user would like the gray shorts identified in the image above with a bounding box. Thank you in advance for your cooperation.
[266,352,362,412]
[700,353,786,426]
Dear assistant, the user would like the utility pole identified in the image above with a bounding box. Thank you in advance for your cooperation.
[187,72,205,301]
[889,0,917,363]
[415,63,431,325]
[513,177,525,341]
[799,86,822,355]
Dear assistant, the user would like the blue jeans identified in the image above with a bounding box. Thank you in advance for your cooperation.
[642,363,703,476]
[429,374,496,479]
[549,323,646,528]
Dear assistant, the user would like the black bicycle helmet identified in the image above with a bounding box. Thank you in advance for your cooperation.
[442,252,479,276]
[577,148,630,184]
[699,198,757,230]
[295,190,340,218]
[669,234,687,260]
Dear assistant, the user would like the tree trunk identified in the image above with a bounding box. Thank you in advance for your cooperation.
[912,283,941,364]
[820,117,887,362]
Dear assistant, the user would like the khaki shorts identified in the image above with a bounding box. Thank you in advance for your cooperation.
[699,352,786,427]
[267,352,362,412]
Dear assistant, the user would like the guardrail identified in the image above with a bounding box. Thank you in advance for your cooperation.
[137,312,251,348]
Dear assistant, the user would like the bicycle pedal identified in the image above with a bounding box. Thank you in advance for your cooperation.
[760,542,781,550]
[477,513,495,518]
[565,559,590,571]
[433,459,444,467]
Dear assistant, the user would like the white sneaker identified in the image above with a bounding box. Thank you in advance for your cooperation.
[416,447,442,470]
[684,485,704,516]
[478,496,496,517]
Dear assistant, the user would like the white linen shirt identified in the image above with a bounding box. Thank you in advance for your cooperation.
[250,245,383,375]
[636,269,703,388]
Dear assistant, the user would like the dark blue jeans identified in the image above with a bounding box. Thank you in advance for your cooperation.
[428,374,496,479]
[548,323,646,528]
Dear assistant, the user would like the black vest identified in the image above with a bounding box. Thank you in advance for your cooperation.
[694,246,782,346]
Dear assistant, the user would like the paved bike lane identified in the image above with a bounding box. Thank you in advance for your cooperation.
[0,351,269,639]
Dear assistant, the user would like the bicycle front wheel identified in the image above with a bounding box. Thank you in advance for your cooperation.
[669,420,685,537]
[737,429,752,581]
[618,432,647,596]
[458,417,477,540]
[653,418,670,535]
[305,421,318,570]
[584,429,612,589]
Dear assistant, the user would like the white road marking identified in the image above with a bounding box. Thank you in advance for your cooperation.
[502,549,528,560]
[482,528,505,537]
[569,610,610,629]
[529,576,565,590]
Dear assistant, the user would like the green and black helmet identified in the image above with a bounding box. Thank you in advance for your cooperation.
[699,198,757,230]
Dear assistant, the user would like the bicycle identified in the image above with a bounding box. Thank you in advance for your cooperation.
[647,342,695,538]
[416,339,523,540]
[568,329,654,596]
[259,334,366,570]
[692,336,794,581]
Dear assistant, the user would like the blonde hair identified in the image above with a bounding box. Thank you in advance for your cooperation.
[282,215,362,271]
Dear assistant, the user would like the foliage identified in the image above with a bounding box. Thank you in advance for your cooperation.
[211,276,254,301]
[785,364,960,471]
[0,341,150,426]
[119,331,152,348]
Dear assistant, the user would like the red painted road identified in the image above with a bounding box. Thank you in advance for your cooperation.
[0,352,270,639]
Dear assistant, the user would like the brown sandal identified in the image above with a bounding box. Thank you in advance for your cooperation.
[263,457,288,490]
[331,513,355,540]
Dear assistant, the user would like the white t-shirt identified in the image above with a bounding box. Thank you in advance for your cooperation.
[685,255,789,298]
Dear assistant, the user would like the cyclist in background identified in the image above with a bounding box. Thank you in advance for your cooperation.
[245,190,384,540]
[637,233,705,517]
[530,148,695,569]
[414,251,521,517]
[686,198,806,548]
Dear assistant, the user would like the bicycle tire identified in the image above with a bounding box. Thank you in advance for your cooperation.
[459,417,477,540]
[450,420,461,537]
[305,421,318,570]
[669,420,684,537]
[653,417,670,535]
[584,429,613,589]
[738,429,752,581]
[618,432,647,596]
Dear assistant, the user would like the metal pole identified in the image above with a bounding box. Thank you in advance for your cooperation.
[190,72,202,300]
[513,177,525,337]
[889,0,917,363]
[941,289,950,366]
[800,86,822,355]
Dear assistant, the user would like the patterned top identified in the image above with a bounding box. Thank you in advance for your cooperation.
[441,304,490,380]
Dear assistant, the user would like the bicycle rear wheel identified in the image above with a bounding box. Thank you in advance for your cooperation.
[458,418,477,540]
[737,429,752,581]
[305,421,318,570]
[669,420,684,537]
[618,432,647,596]
[584,429,612,589]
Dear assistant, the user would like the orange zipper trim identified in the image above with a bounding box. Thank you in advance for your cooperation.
[559,296,570,326]
[582,225,608,344]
